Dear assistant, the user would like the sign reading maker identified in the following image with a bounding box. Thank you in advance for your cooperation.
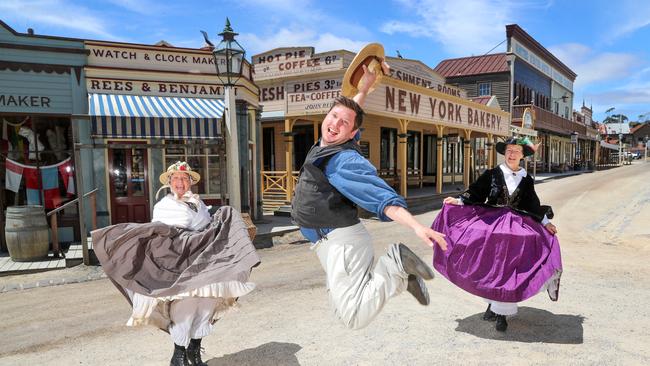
[0,94,52,108]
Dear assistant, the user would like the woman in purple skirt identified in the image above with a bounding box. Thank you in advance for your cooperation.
[433,137,561,332]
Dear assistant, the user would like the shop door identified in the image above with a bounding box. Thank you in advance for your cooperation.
[108,143,150,224]
[423,135,437,186]
[293,125,315,170]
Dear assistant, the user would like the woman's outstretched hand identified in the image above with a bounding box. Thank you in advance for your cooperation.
[544,223,557,235]
[443,197,461,205]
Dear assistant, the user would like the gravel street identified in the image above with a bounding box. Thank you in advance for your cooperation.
[1,163,649,366]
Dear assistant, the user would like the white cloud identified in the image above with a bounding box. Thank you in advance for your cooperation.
[237,0,371,39]
[379,0,552,56]
[231,0,372,56]
[0,0,118,39]
[592,89,650,105]
[240,28,367,56]
[549,43,642,87]
[380,21,433,38]
[584,74,650,121]
[603,0,650,42]
[106,0,165,15]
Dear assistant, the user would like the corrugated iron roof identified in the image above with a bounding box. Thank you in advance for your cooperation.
[434,53,509,78]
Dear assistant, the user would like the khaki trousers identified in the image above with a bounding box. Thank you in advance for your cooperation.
[313,223,408,329]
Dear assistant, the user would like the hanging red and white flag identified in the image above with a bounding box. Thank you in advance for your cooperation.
[5,158,25,193]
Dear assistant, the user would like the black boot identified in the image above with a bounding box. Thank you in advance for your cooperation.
[170,344,189,366]
[495,315,508,332]
[482,304,497,321]
[186,338,208,366]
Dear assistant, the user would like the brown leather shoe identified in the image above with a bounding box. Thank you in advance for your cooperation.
[406,274,430,305]
[399,243,435,280]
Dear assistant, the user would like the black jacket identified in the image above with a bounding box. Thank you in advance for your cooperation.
[291,140,361,229]
[460,166,553,222]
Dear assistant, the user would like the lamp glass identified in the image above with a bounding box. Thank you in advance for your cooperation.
[212,25,245,86]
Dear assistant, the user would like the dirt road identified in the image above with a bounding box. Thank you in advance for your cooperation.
[1,163,649,365]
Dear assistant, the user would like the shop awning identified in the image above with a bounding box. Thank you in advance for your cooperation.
[89,93,224,139]
[600,140,619,150]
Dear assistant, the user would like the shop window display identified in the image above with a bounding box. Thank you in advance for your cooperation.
[1,115,76,209]
[164,139,225,198]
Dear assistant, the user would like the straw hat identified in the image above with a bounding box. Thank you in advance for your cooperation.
[341,43,386,97]
[159,161,200,185]
[495,137,538,157]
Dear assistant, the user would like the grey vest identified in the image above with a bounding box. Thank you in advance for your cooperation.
[291,140,361,228]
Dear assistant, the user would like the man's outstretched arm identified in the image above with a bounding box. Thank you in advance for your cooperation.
[383,205,447,251]
[353,61,390,107]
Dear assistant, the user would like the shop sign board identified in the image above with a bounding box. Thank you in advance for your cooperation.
[253,47,346,81]
[0,70,72,114]
[285,77,342,115]
[86,42,252,77]
[361,79,509,136]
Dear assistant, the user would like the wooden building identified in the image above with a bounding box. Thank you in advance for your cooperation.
[435,24,599,174]
[253,47,509,211]
[1,21,87,251]
[83,39,261,226]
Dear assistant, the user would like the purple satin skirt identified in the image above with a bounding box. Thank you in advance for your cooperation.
[432,204,562,303]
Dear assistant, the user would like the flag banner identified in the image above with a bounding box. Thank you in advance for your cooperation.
[43,188,62,209]
[5,156,76,206]
[23,165,40,190]
[41,165,59,190]
[57,158,75,195]
[5,158,24,193]
[26,188,41,205]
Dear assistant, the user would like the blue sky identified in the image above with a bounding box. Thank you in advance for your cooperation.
[2,0,649,122]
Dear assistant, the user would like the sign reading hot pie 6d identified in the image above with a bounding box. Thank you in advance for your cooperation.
[254,48,344,80]
[365,83,509,136]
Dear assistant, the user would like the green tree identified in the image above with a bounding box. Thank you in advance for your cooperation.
[603,114,628,124]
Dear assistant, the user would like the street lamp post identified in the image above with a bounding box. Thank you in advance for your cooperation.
[618,114,623,166]
[209,18,245,211]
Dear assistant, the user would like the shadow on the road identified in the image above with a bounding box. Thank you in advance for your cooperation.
[454,306,584,344]
[207,341,302,366]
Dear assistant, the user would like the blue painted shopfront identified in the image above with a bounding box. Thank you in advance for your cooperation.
[0,21,88,251]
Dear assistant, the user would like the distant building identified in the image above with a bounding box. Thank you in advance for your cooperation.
[435,24,600,173]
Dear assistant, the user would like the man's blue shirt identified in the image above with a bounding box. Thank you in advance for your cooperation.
[299,148,407,243]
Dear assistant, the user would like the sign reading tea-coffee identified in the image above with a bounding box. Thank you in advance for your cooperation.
[286,77,342,115]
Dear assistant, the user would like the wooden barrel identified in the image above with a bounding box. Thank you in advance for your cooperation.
[5,205,50,262]
[241,213,257,241]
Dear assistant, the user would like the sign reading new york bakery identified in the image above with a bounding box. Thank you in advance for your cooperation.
[365,77,509,136]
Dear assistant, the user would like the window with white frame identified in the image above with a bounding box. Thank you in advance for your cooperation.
[163,140,225,197]
[478,82,491,96]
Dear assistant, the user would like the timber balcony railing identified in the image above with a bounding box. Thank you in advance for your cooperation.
[46,188,98,257]
[512,104,589,136]
[261,167,424,211]
[261,170,299,211]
